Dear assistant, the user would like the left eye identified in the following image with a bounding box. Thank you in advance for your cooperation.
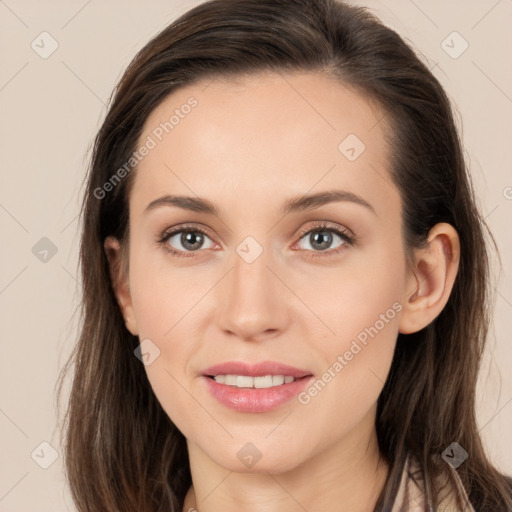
[296,227,350,252]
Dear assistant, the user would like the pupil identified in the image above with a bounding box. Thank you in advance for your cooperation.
[312,231,331,250]
[183,231,203,249]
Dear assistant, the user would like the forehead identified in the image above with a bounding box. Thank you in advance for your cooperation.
[131,71,397,218]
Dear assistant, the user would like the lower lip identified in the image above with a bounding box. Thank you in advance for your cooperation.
[202,375,313,413]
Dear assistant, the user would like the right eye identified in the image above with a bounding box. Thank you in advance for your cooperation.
[158,226,217,257]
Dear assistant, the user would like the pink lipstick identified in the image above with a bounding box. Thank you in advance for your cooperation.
[201,361,314,413]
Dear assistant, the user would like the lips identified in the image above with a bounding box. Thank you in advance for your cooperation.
[201,360,313,379]
[200,360,314,413]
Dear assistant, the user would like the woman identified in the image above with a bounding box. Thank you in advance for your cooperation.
[57,0,512,510]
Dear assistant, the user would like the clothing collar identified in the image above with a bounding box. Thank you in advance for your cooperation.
[390,454,475,511]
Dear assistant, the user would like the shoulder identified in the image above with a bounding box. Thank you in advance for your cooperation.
[391,454,476,512]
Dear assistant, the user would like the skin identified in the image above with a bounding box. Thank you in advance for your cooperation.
[105,71,460,512]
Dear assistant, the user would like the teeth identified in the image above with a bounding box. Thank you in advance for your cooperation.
[224,375,237,386]
[213,374,297,388]
[237,375,254,388]
[272,375,284,386]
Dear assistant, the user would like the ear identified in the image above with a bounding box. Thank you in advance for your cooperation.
[398,223,460,334]
[104,236,139,336]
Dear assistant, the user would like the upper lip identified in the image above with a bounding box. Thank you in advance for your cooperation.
[201,360,313,378]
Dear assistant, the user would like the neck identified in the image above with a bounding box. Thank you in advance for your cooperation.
[182,411,389,512]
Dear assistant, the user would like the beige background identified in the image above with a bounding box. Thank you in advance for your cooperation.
[0,0,511,510]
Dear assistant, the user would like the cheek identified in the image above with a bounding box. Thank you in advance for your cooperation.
[144,358,210,436]
[127,250,213,432]
[128,241,203,340]
[294,242,405,416]
[130,268,201,374]
[295,301,402,442]
[299,236,406,349]
[130,278,205,436]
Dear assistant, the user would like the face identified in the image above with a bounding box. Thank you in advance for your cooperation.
[113,71,412,473]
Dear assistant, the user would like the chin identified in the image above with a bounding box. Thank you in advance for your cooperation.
[204,441,309,475]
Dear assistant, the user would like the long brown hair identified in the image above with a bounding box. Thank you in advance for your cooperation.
[56,0,512,510]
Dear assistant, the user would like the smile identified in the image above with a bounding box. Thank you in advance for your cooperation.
[210,374,296,388]
[200,361,314,412]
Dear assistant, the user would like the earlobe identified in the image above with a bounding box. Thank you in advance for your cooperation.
[398,223,460,334]
[104,236,139,336]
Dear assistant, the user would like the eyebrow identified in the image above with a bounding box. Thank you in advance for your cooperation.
[143,190,376,216]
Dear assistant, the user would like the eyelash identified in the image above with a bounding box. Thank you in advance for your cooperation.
[157,222,356,259]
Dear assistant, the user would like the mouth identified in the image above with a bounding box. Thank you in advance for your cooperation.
[200,361,314,412]
[201,360,312,382]
[206,374,303,388]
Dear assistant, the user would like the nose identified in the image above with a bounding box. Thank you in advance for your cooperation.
[215,243,291,342]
